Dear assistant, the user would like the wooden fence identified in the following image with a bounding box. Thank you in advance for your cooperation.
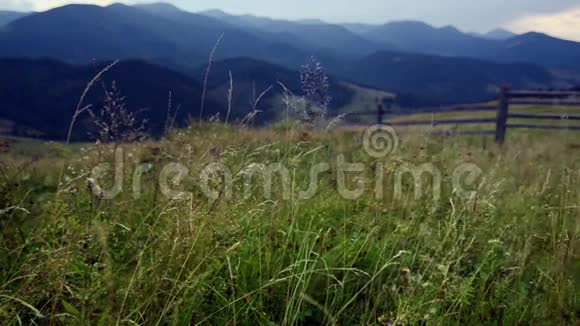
[351,86,580,144]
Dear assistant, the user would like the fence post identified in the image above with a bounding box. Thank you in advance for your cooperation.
[377,101,385,125]
[495,85,510,144]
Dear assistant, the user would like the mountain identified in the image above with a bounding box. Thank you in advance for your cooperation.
[0,3,311,69]
[0,10,28,27]
[494,32,580,70]
[483,28,516,40]
[0,58,224,140]
[335,51,555,106]
[362,21,580,71]
[363,21,498,57]
[0,4,191,64]
[197,8,387,55]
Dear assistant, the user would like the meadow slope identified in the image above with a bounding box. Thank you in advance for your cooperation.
[0,123,578,324]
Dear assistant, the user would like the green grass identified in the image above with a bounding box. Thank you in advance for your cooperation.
[266,82,394,124]
[0,123,578,325]
[336,83,394,117]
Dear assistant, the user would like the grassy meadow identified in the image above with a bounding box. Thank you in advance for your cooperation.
[0,121,579,325]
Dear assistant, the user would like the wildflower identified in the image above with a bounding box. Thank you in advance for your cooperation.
[88,81,147,143]
[300,56,332,123]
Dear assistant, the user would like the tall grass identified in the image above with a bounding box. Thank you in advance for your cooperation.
[0,124,578,325]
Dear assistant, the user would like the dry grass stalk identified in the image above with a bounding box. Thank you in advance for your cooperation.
[200,34,224,123]
[66,60,119,145]
[226,70,234,123]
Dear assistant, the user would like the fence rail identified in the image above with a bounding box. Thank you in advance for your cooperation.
[387,118,496,127]
[495,86,580,143]
[508,91,580,98]
[507,123,580,131]
[510,100,580,106]
[508,113,580,120]
[349,86,580,144]
[431,130,496,136]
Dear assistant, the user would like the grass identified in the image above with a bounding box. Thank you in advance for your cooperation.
[264,82,395,124]
[0,121,578,325]
[336,83,395,117]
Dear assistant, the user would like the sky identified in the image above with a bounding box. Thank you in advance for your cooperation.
[2,0,580,41]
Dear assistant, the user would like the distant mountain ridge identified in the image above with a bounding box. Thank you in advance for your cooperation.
[0,3,311,68]
[193,8,580,70]
[0,10,29,27]
[196,6,389,56]
[0,58,224,140]
[3,2,579,72]
[496,32,580,70]
[362,21,498,57]
[334,50,554,106]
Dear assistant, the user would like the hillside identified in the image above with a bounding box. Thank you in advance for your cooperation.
[191,57,361,121]
[334,51,555,106]
[0,58,224,140]
[0,122,578,324]
[0,57,404,139]
[0,53,559,140]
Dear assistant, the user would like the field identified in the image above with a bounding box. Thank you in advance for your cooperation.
[0,120,578,324]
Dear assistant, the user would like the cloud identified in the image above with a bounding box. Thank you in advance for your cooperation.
[1,0,33,11]
[1,0,135,11]
[507,7,580,41]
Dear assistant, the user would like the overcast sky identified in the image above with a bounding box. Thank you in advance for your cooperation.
[2,0,580,40]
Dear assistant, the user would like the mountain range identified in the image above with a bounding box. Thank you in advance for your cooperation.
[2,2,579,72]
[0,2,579,139]
[191,7,580,71]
